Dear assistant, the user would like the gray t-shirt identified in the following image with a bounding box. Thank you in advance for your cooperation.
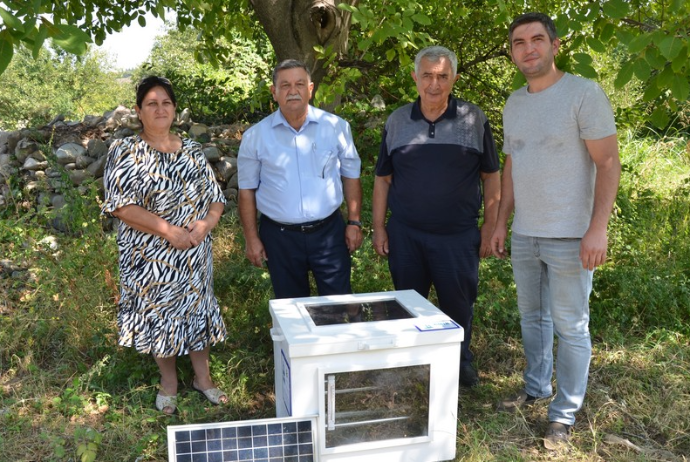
[503,73,617,238]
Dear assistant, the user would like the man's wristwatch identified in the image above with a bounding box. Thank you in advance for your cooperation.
[347,220,362,228]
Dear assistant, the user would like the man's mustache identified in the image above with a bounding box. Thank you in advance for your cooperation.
[287,95,302,101]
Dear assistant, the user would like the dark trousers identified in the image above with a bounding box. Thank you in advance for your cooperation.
[387,217,480,365]
[259,212,352,299]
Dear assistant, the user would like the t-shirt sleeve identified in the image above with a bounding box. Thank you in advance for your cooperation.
[501,94,515,155]
[101,138,143,216]
[578,82,617,140]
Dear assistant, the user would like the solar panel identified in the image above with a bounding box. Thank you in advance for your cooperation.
[167,415,318,462]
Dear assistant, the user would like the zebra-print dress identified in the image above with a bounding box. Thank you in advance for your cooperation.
[101,135,227,358]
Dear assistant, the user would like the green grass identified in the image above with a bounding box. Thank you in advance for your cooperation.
[1,131,689,461]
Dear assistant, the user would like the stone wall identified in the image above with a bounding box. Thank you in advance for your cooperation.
[0,106,247,231]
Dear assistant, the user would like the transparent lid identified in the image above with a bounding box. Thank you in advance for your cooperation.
[304,299,414,326]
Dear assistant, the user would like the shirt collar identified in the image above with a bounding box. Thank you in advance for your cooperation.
[272,105,318,131]
[410,96,457,122]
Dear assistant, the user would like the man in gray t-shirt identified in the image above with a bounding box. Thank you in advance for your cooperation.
[491,12,621,450]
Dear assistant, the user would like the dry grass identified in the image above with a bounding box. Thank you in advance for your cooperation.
[1,132,689,461]
[455,328,690,461]
[1,299,688,461]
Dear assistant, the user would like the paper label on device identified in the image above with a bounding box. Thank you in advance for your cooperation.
[415,320,460,331]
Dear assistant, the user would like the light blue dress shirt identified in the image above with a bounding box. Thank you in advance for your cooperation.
[238,105,361,224]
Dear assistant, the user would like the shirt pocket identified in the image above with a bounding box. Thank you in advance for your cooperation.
[313,149,336,179]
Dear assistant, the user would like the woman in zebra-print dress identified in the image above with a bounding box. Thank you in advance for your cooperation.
[101,76,227,414]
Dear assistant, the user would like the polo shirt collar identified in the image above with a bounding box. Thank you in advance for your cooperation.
[410,96,457,122]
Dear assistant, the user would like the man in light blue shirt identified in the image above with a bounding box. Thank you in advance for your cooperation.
[238,59,363,299]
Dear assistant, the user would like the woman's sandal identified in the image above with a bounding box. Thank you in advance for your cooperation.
[156,393,178,415]
[192,381,228,405]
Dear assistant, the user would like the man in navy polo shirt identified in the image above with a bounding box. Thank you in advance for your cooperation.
[372,46,500,387]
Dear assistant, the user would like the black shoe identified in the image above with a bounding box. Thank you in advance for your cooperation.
[459,363,479,388]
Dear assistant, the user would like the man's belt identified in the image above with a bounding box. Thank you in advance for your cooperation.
[264,210,338,233]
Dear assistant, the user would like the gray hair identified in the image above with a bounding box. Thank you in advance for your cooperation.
[414,46,458,78]
[272,59,311,85]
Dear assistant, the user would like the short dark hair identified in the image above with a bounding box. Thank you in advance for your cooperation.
[272,59,311,85]
[509,12,558,46]
[135,76,177,108]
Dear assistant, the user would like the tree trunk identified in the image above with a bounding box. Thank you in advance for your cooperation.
[249,0,358,93]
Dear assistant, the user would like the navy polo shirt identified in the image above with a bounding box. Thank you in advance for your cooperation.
[376,97,499,234]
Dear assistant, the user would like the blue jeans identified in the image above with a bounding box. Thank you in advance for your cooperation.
[511,233,593,425]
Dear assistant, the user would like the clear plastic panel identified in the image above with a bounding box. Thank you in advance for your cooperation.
[305,299,414,326]
[324,365,430,448]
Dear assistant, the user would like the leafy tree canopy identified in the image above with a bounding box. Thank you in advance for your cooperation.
[134,24,274,124]
[328,0,689,129]
[0,45,129,130]
[0,0,688,129]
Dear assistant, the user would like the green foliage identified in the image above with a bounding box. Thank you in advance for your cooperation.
[0,142,118,372]
[313,1,433,111]
[1,132,689,460]
[0,0,259,77]
[74,427,102,462]
[314,1,517,140]
[53,380,89,417]
[2,0,688,131]
[0,28,14,74]
[330,0,690,133]
[134,25,273,124]
[339,1,433,67]
[413,0,517,130]
[552,1,690,130]
[594,134,690,338]
[0,45,130,130]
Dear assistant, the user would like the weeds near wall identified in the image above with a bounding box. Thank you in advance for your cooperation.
[1,131,689,460]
